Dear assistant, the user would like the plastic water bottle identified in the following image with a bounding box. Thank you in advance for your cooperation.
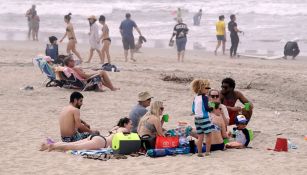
[174,147,190,154]
[147,149,167,157]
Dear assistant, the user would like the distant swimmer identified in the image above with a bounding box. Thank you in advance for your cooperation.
[193,9,202,26]
[25,4,36,40]
[228,14,243,58]
[214,15,226,55]
[170,18,189,62]
[59,13,83,63]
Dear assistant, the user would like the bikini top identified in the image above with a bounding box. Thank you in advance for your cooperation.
[144,118,157,133]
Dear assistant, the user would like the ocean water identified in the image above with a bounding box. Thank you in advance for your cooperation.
[1,0,307,55]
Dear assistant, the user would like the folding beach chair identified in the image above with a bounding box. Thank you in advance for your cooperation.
[60,67,102,91]
[33,57,64,87]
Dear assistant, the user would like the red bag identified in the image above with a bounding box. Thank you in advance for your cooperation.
[155,136,179,149]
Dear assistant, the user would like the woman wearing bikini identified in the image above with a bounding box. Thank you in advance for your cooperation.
[99,15,111,64]
[39,117,132,151]
[59,13,83,63]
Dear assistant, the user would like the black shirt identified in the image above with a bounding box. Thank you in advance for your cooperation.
[173,23,188,39]
[228,21,238,35]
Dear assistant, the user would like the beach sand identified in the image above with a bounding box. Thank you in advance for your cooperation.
[0,40,307,175]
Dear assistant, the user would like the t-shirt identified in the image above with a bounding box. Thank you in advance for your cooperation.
[119,19,137,38]
[228,21,238,35]
[192,95,210,119]
[129,104,148,133]
[173,23,188,39]
[216,21,225,36]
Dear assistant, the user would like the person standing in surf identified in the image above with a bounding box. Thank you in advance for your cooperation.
[215,15,226,55]
[228,14,243,58]
[170,18,189,62]
[60,13,83,63]
[25,5,37,40]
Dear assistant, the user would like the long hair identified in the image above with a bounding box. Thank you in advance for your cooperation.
[64,13,72,21]
[117,117,130,127]
[148,101,163,117]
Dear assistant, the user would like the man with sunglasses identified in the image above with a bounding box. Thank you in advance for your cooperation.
[129,91,153,133]
[220,78,253,125]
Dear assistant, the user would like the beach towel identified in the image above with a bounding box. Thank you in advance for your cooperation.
[67,149,113,161]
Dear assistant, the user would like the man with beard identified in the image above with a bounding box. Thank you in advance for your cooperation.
[220,78,253,125]
[59,92,99,142]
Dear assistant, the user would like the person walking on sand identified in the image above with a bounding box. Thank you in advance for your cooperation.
[31,11,40,41]
[99,15,111,64]
[119,13,142,62]
[85,15,104,64]
[170,18,188,62]
[215,15,226,55]
[228,14,243,58]
[193,9,202,26]
[25,4,37,40]
[59,13,83,63]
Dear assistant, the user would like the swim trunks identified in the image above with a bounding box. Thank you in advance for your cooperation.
[61,132,90,142]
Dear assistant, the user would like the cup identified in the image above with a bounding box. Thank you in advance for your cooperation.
[208,102,215,108]
[162,114,169,122]
[223,138,229,144]
[244,102,251,111]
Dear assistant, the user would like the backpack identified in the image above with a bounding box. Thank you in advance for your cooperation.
[101,63,119,72]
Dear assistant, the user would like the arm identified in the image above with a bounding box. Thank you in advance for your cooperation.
[237,91,253,109]
[73,109,92,133]
[153,118,165,136]
[135,27,142,36]
[234,26,242,33]
[73,67,90,79]
[170,26,176,40]
[220,119,228,139]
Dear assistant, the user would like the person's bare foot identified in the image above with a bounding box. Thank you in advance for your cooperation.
[39,143,49,151]
[214,50,217,56]
[85,60,90,63]
[205,152,210,156]
[111,87,120,91]
[197,153,204,157]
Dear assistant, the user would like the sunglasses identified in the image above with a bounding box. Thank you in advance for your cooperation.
[221,85,229,89]
[210,95,219,99]
[205,87,211,90]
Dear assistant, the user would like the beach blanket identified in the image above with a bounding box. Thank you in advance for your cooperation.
[67,149,113,161]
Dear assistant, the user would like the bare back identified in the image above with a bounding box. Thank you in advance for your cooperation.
[59,105,79,137]
[102,24,110,39]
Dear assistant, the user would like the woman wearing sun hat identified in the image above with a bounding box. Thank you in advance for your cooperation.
[85,15,104,63]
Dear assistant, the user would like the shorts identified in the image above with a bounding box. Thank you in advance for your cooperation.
[122,37,135,50]
[194,117,213,134]
[216,35,226,41]
[176,37,187,52]
[61,132,91,142]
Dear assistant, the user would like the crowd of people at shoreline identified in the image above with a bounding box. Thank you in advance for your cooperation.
[40,77,254,157]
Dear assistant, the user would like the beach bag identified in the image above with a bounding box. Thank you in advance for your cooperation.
[155,136,179,149]
[101,63,118,72]
[169,40,174,47]
[112,132,141,155]
[140,135,156,151]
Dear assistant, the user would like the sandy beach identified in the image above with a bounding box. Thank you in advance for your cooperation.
[0,40,307,175]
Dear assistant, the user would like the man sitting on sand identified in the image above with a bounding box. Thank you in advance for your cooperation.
[63,56,119,91]
[129,91,153,133]
[220,78,253,125]
[60,92,99,142]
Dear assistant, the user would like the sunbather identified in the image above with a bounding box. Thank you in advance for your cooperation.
[63,56,119,91]
[40,117,132,151]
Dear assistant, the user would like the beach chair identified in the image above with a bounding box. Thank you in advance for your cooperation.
[60,67,102,91]
[33,57,64,87]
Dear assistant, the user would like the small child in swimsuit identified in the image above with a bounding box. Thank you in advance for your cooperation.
[191,79,214,157]
[226,115,251,149]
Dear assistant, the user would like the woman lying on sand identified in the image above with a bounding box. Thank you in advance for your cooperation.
[39,117,132,151]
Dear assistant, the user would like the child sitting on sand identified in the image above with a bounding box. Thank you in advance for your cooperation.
[45,36,60,64]
[191,79,214,157]
[226,115,251,149]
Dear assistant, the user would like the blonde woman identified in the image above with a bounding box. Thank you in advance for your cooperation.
[137,101,165,137]
[60,13,83,63]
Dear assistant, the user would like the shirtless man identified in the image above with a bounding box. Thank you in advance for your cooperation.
[59,92,99,142]
[25,5,36,40]
[63,56,119,91]
[220,78,253,125]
